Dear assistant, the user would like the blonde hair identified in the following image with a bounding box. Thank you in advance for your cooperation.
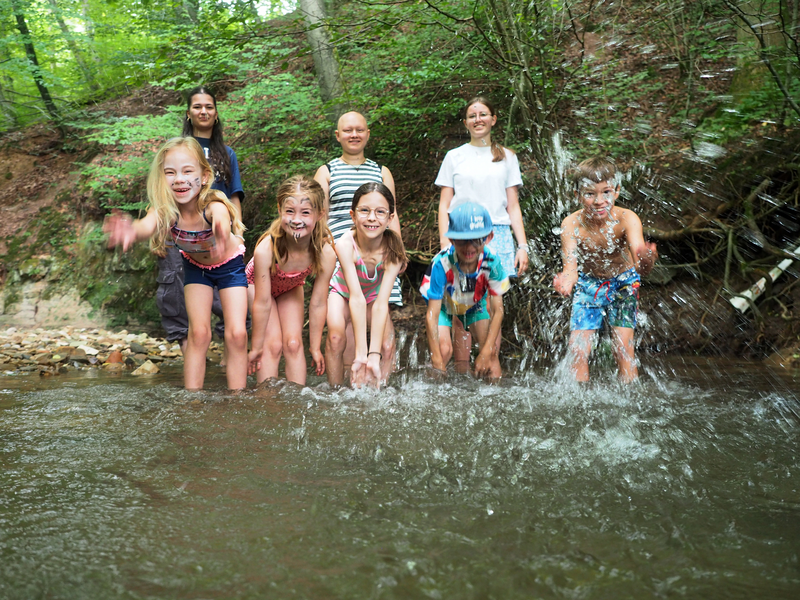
[146,137,245,256]
[572,157,618,191]
[253,175,333,276]
[351,182,407,268]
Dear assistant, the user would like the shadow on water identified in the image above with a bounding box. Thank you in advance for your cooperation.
[1,349,798,599]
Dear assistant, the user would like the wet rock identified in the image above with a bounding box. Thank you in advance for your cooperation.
[129,342,148,354]
[35,354,53,365]
[77,345,99,356]
[106,351,124,364]
[102,362,124,372]
[132,360,159,375]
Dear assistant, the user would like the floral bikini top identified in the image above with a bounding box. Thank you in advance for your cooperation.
[169,208,238,254]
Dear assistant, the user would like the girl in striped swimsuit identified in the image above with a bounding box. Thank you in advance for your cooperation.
[325,182,407,389]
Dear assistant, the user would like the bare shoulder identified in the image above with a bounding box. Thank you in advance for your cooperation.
[313,164,330,184]
[615,206,643,227]
[254,235,274,259]
[321,240,338,261]
[562,210,581,229]
[335,231,354,256]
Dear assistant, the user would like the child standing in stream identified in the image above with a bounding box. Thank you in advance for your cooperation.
[553,157,658,382]
[104,137,249,390]
[245,175,337,386]
[325,182,407,389]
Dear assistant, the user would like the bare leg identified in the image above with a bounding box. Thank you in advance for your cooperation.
[257,300,284,384]
[183,284,214,390]
[451,316,471,374]
[218,286,249,390]
[379,314,396,383]
[325,292,351,387]
[567,329,595,382]
[343,321,356,377]
[277,286,308,385]
[611,326,637,383]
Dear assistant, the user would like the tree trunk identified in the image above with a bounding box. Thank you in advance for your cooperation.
[11,0,63,131]
[46,0,98,92]
[298,0,344,114]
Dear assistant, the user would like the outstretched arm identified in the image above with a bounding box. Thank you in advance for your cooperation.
[104,208,158,251]
[364,261,403,388]
[308,243,338,375]
[553,214,580,296]
[425,298,446,372]
[206,200,234,262]
[623,210,658,276]
[247,240,274,374]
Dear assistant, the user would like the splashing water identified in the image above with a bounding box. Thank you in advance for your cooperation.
[0,356,797,598]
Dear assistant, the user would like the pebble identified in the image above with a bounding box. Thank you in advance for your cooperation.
[0,326,223,377]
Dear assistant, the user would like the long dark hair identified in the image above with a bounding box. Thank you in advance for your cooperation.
[463,96,506,163]
[351,182,407,268]
[182,86,232,184]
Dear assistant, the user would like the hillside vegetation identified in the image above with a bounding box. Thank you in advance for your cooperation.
[1,0,798,361]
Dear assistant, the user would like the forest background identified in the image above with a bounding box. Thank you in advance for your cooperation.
[0,0,798,365]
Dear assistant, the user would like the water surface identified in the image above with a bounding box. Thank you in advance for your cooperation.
[1,359,798,599]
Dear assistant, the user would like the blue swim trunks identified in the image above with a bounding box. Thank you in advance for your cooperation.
[570,268,640,331]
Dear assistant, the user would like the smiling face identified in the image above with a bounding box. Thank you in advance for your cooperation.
[463,102,497,142]
[578,179,619,223]
[280,193,319,241]
[452,236,489,271]
[350,191,392,239]
[335,112,370,157]
[163,147,207,206]
[186,93,217,137]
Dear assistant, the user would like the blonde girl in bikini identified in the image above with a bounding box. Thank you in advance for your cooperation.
[104,137,248,390]
[326,182,407,389]
[246,175,337,385]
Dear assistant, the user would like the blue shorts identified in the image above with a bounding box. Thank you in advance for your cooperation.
[486,224,516,277]
[571,269,640,331]
[438,297,490,329]
[182,255,248,289]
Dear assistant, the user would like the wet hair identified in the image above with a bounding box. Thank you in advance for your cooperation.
[146,137,244,256]
[253,175,333,276]
[463,96,506,163]
[571,157,618,191]
[182,86,232,185]
[350,182,407,268]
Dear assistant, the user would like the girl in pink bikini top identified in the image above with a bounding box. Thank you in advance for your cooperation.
[246,175,337,387]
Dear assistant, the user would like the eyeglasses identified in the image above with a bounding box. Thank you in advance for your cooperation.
[355,207,390,219]
[453,237,487,247]
[466,112,492,121]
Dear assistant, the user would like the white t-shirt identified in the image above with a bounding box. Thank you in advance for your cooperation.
[435,143,523,226]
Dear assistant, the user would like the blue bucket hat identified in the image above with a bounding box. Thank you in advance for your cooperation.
[446,202,493,239]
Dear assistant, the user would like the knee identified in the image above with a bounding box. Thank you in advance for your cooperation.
[225,325,247,350]
[188,324,212,346]
[283,335,303,358]
[439,338,453,360]
[326,329,346,354]
[265,337,283,359]
[381,334,395,356]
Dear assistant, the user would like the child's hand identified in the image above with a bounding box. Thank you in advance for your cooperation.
[553,272,576,296]
[431,355,446,373]
[311,348,325,375]
[474,352,493,378]
[351,356,368,388]
[247,348,263,375]
[366,354,382,389]
[103,211,136,251]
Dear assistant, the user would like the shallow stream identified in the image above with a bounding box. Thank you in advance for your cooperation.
[1,357,798,598]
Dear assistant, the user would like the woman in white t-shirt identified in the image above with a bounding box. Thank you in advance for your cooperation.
[436,97,529,277]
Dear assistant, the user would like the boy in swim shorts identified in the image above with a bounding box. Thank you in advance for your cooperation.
[553,158,658,383]
[421,202,510,378]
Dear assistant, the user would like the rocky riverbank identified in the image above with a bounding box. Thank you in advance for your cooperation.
[0,326,222,377]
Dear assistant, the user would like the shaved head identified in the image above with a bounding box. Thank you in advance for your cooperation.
[337,111,368,131]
